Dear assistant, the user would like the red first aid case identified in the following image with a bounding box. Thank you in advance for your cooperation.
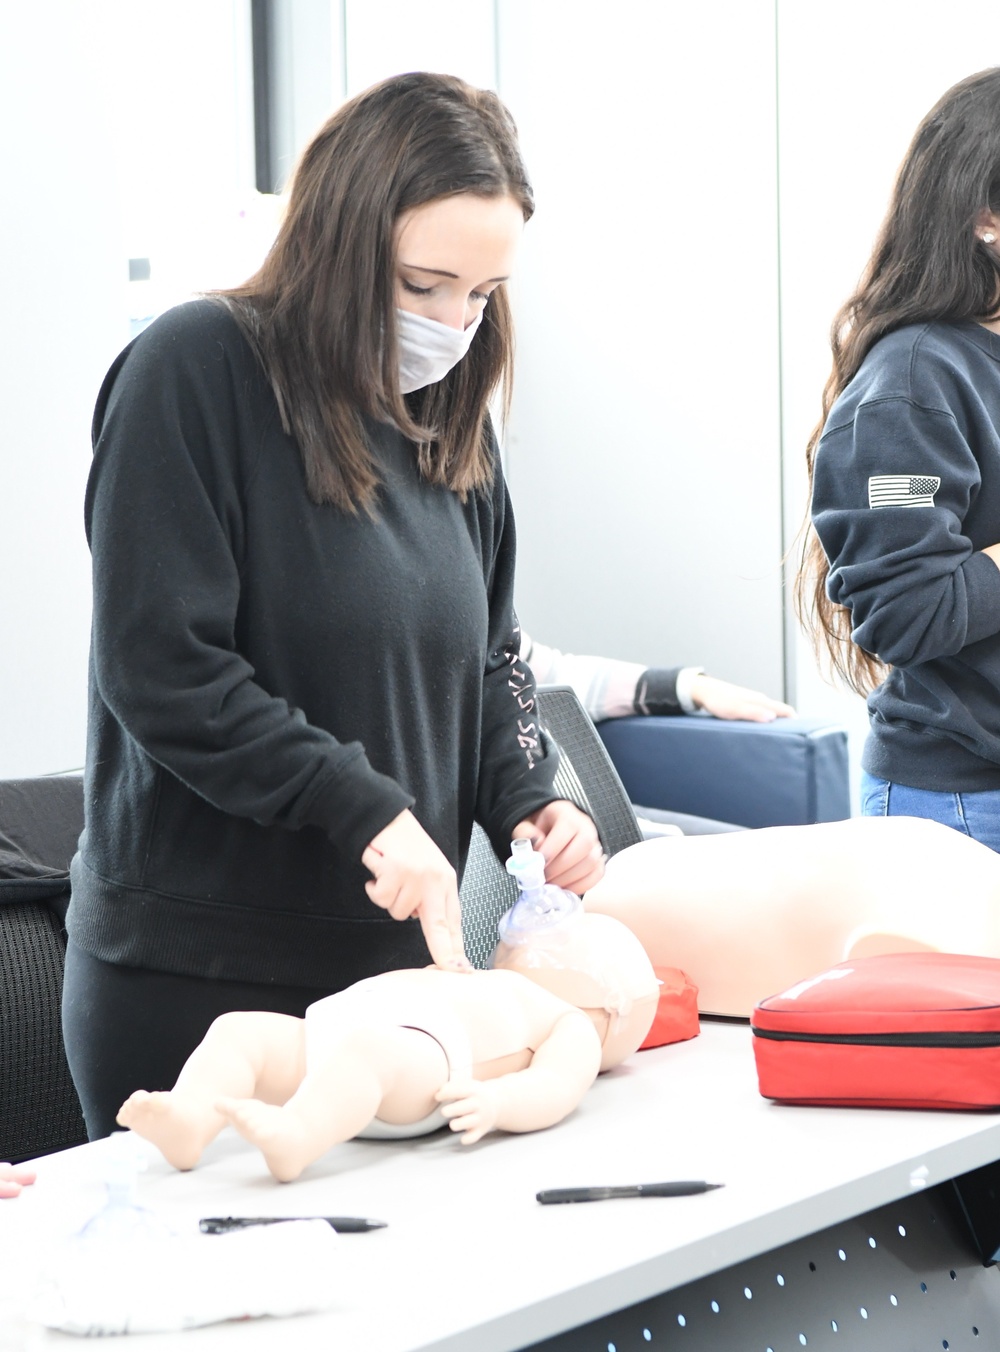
[751,952,1000,1110]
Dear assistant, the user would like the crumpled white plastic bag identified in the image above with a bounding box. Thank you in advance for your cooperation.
[28,1218,340,1335]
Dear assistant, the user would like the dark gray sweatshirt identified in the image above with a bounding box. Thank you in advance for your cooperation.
[812,320,1000,791]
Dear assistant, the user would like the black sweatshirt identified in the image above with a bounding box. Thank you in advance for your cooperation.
[812,320,1000,791]
[68,299,560,988]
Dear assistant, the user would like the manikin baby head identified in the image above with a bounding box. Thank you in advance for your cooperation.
[492,843,659,1070]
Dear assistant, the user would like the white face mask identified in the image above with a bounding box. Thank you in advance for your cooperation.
[396,307,483,394]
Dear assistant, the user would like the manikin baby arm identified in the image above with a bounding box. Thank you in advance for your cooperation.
[435,1007,602,1144]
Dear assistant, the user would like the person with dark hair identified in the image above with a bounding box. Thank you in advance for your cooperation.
[797,67,1000,850]
[64,72,602,1140]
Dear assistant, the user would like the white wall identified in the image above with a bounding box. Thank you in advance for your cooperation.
[5,0,1000,793]
[500,0,783,697]
[0,0,275,779]
[1,2,125,779]
[343,0,495,95]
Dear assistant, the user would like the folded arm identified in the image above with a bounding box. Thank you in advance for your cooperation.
[813,398,1000,665]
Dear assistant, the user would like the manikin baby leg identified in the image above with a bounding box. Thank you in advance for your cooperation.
[218,1025,449,1182]
[116,1011,306,1171]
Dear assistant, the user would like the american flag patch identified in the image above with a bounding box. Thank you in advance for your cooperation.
[867,474,941,509]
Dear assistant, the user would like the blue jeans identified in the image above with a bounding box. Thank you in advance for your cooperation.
[860,771,1000,854]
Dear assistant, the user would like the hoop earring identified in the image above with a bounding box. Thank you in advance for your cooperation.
[983,232,997,245]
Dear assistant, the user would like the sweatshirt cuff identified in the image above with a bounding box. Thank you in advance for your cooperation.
[963,550,1000,648]
[633,666,686,715]
[302,749,416,863]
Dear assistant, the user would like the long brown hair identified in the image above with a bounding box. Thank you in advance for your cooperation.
[219,72,534,513]
[795,67,1000,693]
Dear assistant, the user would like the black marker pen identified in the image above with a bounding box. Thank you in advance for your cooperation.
[536,1181,723,1205]
[200,1215,387,1234]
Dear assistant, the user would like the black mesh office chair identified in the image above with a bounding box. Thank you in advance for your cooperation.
[460,685,643,969]
[0,775,88,1162]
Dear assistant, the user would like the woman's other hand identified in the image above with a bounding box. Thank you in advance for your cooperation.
[512,801,604,895]
[363,811,471,972]
[689,674,795,723]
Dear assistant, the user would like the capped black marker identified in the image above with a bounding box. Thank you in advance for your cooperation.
[200,1215,387,1234]
[536,1181,723,1205]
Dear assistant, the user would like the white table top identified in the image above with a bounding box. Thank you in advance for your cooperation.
[5,1019,1000,1351]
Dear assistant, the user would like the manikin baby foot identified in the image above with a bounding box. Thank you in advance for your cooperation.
[116,1090,221,1171]
[216,1097,314,1183]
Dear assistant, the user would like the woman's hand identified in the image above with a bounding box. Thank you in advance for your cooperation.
[362,810,471,972]
[689,674,795,723]
[512,800,604,895]
[0,1162,36,1199]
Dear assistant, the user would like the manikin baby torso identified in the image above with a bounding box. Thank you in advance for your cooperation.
[584,816,1000,1017]
[305,965,592,1087]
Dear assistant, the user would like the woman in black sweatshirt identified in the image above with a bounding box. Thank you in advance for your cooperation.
[798,68,1000,852]
[64,73,603,1139]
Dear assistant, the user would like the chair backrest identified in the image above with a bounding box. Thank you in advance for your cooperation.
[460,686,642,969]
[0,776,88,1161]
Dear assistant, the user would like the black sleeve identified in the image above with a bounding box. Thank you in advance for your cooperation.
[474,465,563,859]
[86,305,413,860]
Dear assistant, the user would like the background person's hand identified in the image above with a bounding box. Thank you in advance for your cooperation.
[0,1162,36,1198]
[512,800,604,895]
[363,810,471,972]
[689,674,795,723]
